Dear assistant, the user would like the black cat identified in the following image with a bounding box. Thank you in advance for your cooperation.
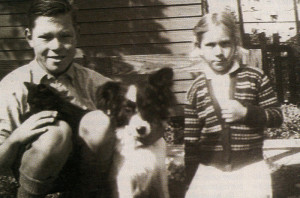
[23,82,88,133]
[23,81,133,133]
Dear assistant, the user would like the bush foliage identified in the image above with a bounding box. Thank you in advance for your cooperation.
[266,104,300,139]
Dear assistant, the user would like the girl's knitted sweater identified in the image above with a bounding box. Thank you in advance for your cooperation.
[184,65,283,172]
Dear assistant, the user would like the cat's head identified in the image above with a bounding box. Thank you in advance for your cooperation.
[24,82,64,112]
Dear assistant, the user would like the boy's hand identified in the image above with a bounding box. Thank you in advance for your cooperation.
[221,100,247,123]
[9,111,58,144]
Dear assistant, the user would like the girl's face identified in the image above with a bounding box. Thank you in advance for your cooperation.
[199,25,237,74]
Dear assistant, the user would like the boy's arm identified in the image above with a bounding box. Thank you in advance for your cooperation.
[0,111,58,174]
[243,74,283,128]
[0,134,25,175]
[0,85,57,175]
[0,89,24,174]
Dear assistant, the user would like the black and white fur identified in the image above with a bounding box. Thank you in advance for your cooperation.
[107,68,175,198]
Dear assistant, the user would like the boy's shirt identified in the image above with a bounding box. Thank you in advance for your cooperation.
[0,60,110,145]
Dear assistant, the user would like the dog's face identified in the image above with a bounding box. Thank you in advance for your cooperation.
[99,67,176,145]
[97,81,137,127]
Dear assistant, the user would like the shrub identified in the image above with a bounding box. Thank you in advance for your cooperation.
[266,104,300,139]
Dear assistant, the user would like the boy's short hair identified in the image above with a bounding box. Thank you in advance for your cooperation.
[193,10,241,47]
[27,0,77,29]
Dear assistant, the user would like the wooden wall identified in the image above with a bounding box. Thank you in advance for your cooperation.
[0,0,203,60]
[0,0,204,112]
[75,0,203,57]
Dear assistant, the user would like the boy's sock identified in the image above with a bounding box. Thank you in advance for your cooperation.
[17,173,55,198]
[17,187,45,198]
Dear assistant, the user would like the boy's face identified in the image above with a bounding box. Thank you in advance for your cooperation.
[199,25,236,74]
[26,14,77,76]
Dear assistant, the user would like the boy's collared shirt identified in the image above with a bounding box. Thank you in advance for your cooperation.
[0,60,110,144]
[31,60,95,110]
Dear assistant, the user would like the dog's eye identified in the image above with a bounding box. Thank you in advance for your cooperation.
[125,107,135,114]
[124,100,136,113]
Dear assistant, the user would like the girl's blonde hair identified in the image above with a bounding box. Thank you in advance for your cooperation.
[190,9,243,58]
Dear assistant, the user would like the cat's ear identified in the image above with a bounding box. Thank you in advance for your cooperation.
[23,82,34,90]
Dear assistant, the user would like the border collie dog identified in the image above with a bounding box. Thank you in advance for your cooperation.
[107,67,175,198]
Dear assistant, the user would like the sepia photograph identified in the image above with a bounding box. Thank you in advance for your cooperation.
[0,0,299,197]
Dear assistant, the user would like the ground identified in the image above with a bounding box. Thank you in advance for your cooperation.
[2,144,300,198]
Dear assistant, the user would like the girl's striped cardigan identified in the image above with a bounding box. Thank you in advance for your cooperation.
[184,65,283,172]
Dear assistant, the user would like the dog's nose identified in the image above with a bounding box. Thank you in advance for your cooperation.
[136,126,146,135]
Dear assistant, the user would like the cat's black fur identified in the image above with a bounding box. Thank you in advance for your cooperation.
[23,81,132,133]
[23,82,89,133]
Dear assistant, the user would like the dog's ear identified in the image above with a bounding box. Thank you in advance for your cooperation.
[137,67,176,121]
[97,81,123,114]
[149,67,173,88]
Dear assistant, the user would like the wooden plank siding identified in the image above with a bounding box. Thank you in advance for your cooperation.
[74,54,205,115]
[0,0,202,62]
[0,0,203,114]
[0,30,194,49]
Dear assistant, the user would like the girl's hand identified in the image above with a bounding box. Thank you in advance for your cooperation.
[221,100,247,123]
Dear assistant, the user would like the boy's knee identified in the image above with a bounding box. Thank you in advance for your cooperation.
[20,121,73,179]
[33,120,72,155]
[24,120,73,163]
[79,110,114,152]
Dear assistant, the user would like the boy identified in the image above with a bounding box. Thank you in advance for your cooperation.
[0,0,113,197]
[184,10,283,198]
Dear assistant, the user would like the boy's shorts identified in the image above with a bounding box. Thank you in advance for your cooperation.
[12,140,113,194]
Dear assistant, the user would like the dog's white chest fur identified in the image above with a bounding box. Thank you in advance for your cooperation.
[110,123,168,198]
[115,125,158,176]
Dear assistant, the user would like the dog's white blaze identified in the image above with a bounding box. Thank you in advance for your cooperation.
[125,85,137,102]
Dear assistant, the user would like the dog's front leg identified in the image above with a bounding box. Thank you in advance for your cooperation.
[116,169,135,198]
[157,162,170,198]
[154,138,170,198]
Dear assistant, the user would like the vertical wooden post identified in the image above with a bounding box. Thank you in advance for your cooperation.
[292,0,300,103]
[243,33,251,49]
[201,0,209,14]
[273,34,284,103]
[236,0,245,46]
[259,32,268,74]
[288,52,298,104]
[293,0,300,44]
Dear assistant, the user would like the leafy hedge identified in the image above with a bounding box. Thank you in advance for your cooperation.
[266,104,300,139]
